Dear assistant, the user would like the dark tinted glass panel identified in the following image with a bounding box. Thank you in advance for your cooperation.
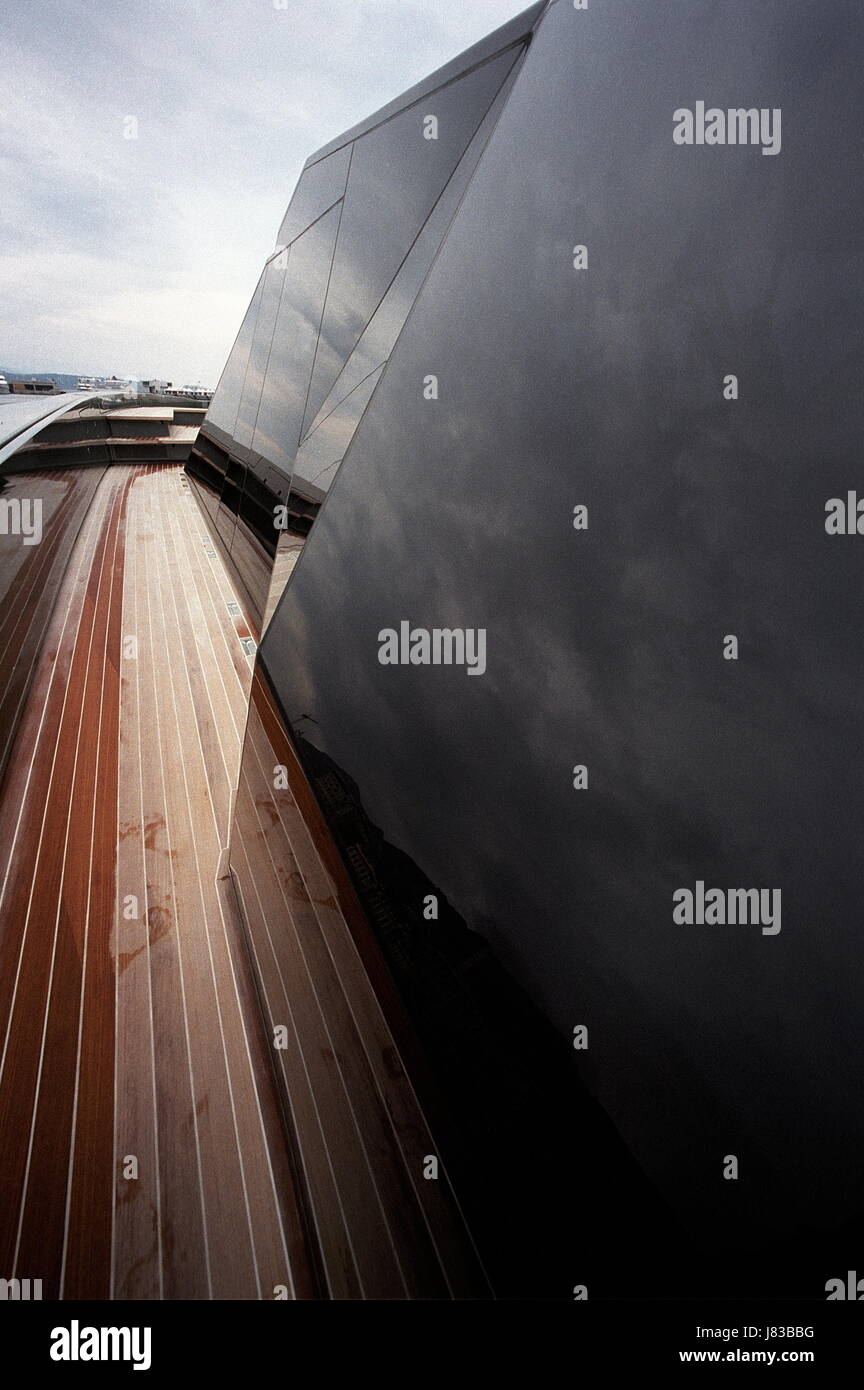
[186,472,217,527]
[214,496,240,553]
[292,364,384,492]
[232,256,286,451]
[211,452,243,551]
[188,435,228,518]
[203,272,264,448]
[237,469,278,558]
[299,46,520,438]
[259,0,864,1294]
[250,202,341,479]
[262,526,307,632]
[232,470,279,627]
[299,57,523,446]
[277,144,351,247]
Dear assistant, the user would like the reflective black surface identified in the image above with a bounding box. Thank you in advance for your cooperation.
[188,26,529,629]
[300,45,520,436]
[277,144,351,248]
[233,255,286,453]
[297,62,523,462]
[189,208,342,622]
[204,272,264,453]
[258,0,864,1291]
[250,205,341,481]
[292,365,385,491]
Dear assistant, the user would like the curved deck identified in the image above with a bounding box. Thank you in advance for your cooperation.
[0,463,484,1299]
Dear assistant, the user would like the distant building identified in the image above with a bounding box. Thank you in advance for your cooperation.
[8,378,54,394]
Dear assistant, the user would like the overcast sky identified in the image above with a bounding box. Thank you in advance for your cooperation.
[0,0,526,386]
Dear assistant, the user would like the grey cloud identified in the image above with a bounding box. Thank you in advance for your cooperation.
[1,0,526,382]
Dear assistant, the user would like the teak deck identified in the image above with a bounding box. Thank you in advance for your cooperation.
[0,463,485,1299]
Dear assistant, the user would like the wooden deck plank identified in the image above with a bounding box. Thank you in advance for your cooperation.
[113,470,162,1299]
[243,680,487,1297]
[0,471,127,1294]
[0,470,100,783]
[0,461,487,1301]
[234,741,443,1299]
[60,465,130,1298]
[160,475,312,1298]
[133,466,212,1299]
